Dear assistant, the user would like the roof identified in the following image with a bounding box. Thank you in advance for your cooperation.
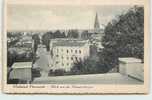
[51,38,85,41]
[12,62,32,69]
[53,42,86,47]
[119,57,142,63]
[52,39,88,47]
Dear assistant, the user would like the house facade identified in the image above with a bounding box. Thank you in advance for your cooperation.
[50,39,90,71]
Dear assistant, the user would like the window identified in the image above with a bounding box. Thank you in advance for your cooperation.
[62,63,64,66]
[79,50,81,54]
[67,57,69,60]
[56,55,59,57]
[62,56,64,59]
[75,50,77,53]
[67,50,69,53]
[61,49,63,52]
[71,50,73,53]
[57,49,59,53]
[67,63,69,66]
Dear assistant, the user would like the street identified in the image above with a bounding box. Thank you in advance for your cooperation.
[33,45,50,77]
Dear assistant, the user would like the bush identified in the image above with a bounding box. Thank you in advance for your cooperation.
[48,69,54,76]
[71,57,109,75]
[54,69,65,76]
[32,68,41,78]
[48,69,66,76]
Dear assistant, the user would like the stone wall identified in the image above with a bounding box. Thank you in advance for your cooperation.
[119,57,144,81]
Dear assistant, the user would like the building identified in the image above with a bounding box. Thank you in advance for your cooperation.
[9,62,33,83]
[94,12,101,33]
[50,39,90,71]
[48,13,105,71]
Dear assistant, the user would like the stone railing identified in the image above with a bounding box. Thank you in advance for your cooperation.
[119,57,144,81]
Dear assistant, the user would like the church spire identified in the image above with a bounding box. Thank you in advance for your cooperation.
[94,12,100,30]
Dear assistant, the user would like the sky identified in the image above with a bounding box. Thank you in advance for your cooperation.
[7,5,132,31]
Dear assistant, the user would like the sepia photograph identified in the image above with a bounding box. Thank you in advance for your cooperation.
[2,0,149,94]
[6,4,144,84]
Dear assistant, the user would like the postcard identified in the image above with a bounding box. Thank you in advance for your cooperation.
[1,0,150,94]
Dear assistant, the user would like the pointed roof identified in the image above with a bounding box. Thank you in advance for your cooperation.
[94,12,100,29]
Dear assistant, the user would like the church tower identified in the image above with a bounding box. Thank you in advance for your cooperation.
[94,12,100,31]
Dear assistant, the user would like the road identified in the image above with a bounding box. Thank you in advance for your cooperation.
[33,46,50,77]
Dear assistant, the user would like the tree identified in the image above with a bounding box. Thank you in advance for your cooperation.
[71,57,109,74]
[42,31,53,51]
[53,30,66,38]
[32,34,40,53]
[61,32,66,38]
[7,49,17,67]
[101,6,144,70]
[67,29,79,38]
[42,30,66,51]
[81,30,92,39]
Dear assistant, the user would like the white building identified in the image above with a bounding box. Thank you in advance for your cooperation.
[50,39,90,71]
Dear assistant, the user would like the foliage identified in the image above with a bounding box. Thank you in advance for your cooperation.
[7,49,33,68]
[42,31,52,51]
[7,49,17,67]
[67,29,79,38]
[54,69,65,76]
[54,30,66,38]
[101,6,144,69]
[32,68,41,78]
[41,29,79,51]
[15,51,33,62]
[71,57,109,75]
[71,6,144,74]
[81,30,92,39]
[7,32,34,67]
[32,34,40,53]
[42,30,66,51]
[7,32,22,38]
[48,69,66,76]
[7,32,22,47]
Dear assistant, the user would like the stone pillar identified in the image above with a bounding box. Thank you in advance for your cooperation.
[119,57,144,81]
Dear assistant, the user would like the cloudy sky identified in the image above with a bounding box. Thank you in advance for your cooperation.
[7,5,132,31]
